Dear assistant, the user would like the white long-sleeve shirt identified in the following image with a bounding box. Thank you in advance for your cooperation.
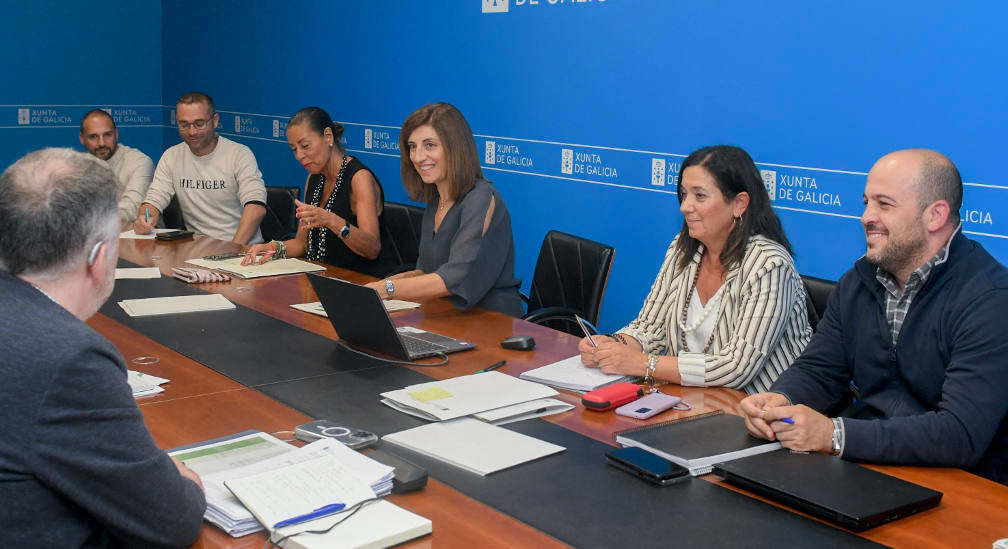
[105,143,154,224]
[144,136,266,243]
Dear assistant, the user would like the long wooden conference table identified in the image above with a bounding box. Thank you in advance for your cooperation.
[92,235,1008,548]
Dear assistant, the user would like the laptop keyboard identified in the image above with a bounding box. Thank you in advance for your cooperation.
[400,334,449,355]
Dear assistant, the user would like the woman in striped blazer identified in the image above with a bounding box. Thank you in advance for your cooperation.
[580,145,812,395]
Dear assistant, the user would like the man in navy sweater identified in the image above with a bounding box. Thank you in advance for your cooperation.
[740,149,1008,484]
[0,148,206,546]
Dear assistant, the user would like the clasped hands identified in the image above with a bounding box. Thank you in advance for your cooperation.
[578,337,646,376]
[738,393,834,453]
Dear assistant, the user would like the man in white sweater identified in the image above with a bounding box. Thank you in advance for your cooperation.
[79,109,154,225]
[133,92,267,244]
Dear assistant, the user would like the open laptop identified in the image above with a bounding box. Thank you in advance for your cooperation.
[307,273,475,360]
[713,450,942,531]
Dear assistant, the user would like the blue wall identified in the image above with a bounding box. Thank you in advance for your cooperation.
[0,1,164,171]
[7,2,1008,332]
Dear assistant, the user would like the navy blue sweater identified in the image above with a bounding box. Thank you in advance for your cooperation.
[0,272,206,547]
[772,232,1008,484]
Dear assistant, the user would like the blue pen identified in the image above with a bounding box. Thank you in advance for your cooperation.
[145,207,150,224]
[273,503,346,529]
[779,417,795,424]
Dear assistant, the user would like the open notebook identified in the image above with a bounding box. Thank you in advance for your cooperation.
[186,257,325,279]
[520,355,637,392]
[224,454,430,548]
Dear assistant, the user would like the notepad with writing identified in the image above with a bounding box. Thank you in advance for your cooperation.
[519,355,637,392]
[225,454,430,549]
[614,411,781,476]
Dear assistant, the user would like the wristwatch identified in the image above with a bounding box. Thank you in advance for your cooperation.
[830,417,844,456]
[385,279,395,298]
[339,223,351,239]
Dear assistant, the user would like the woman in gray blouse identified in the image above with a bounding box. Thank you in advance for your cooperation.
[365,103,522,316]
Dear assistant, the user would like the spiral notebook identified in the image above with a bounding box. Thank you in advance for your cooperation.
[614,410,781,476]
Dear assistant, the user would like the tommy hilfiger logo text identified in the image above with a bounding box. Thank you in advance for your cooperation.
[179,179,227,190]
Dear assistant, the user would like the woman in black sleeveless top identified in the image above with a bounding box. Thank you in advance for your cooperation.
[244,107,396,277]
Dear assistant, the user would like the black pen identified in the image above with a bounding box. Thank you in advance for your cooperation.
[477,360,506,373]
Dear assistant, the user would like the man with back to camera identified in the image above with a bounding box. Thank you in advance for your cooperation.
[740,149,1008,484]
[133,91,267,244]
[0,148,207,546]
[79,109,155,225]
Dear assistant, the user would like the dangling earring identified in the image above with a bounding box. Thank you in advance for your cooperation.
[733,215,740,229]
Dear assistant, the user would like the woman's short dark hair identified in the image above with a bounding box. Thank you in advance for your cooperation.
[675,145,793,271]
[288,107,345,152]
[399,103,483,203]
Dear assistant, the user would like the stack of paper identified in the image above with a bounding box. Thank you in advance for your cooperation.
[115,267,161,279]
[383,417,565,476]
[186,257,325,279]
[118,294,235,317]
[380,371,558,421]
[291,299,420,316]
[520,355,637,392]
[170,432,394,537]
[127,370,169,397]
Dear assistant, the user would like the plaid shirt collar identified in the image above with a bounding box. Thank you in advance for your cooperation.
[875,224,960,344]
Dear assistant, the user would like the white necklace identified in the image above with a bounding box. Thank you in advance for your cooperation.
[678,285,724,333]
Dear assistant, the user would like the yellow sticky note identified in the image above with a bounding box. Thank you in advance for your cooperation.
[409,387,452,402]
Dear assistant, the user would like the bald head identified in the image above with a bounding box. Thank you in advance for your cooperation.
[80,109,115,133]
[871,149,962,224]
[0,148,118,278]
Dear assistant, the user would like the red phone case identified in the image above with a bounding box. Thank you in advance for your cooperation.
[581,382,643,411]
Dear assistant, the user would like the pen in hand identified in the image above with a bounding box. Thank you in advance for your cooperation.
[144,207,150,225]
[477,360,506,373]
[575,314,597,348]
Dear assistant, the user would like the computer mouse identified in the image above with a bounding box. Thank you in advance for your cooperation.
[500,335,536,350]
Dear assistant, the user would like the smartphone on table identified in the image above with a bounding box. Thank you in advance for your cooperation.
[294,420,378,449]
[605,446,690,486]
[154,230,194,241]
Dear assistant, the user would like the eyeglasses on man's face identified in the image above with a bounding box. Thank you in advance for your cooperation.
[177,115,215,130]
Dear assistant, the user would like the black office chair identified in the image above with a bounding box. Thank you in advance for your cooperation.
[160,195,187,230]
[381,201,425,276]
[521,230,615,337]
[260,186,299,242]
[801,274,836,332]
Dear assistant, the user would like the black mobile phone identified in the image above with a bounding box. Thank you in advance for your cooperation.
[605,446,690,486]
[154,230,194,241]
